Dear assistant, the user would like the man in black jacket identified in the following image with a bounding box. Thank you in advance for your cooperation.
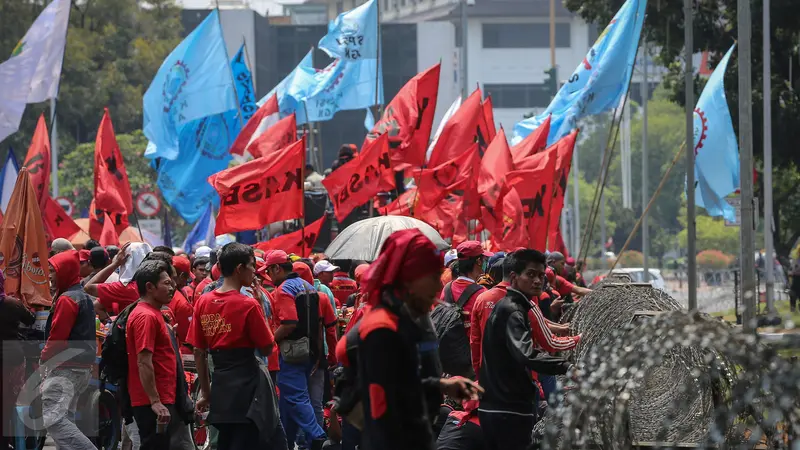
[478,249,574,450]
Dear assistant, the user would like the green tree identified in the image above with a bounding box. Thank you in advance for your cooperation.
[0,0,183,164]
[678,215,740,255]
[59,130,191,242]
[563,0,800,258]
[571,89,686,261]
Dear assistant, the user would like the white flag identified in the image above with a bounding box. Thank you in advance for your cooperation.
[425,95,462,163]
[0,0,71,143]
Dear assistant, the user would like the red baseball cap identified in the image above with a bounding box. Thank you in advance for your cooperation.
[78,249,90,263]
[456,241,492,260]
[264,250,290,266]
[172,256,191,274]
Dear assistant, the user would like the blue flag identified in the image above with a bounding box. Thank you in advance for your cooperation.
[692,44,739,221]
[256,50,316,124]
[143,10,237,161]
[318,0,378,61]
[301,58,383,123]
[0,148,20,213]
[512,0,647,145]
[182,204,216,254]
[302,0,382,123]
[155,44,253,223]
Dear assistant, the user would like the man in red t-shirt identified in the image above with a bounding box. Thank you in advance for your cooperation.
[440,241,491,328]
[168,256,194,355]
[190,243,286,450]
[126,260,193,450]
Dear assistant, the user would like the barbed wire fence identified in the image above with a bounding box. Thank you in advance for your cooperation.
[533,280,800,449]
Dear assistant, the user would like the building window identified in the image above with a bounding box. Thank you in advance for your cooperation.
[482,23,570,49]
[483,84,553,109]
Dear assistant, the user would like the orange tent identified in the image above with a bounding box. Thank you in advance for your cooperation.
[69,218,149,249]
[0,167,51,308]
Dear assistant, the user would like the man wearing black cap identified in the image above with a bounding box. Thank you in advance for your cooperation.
[89,246,117,283]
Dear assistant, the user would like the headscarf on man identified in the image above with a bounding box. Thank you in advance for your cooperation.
[119,242,153,285]
[361,229,443,305]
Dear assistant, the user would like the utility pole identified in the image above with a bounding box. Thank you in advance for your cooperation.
[460,0,469,97]
[763,0,775,315]
[600,143,607,259]
[549,0,556,68]
[685,0,697,310]
[641,42,649,281]
[739,0,757,331]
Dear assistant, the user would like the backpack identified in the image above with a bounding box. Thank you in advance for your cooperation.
[99,300,140,384]
[430,282,482,378]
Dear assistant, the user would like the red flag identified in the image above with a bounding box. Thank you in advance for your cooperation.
[210,138,306,235]
[247,113,298,159]
[254,215,326,257]
[94,108,133,218]
[482,95,497,142]
[511,115,552,168]
[545,130,579,250]
[0,167,51,307]
[323,134,392,222]
[99,212,120,246]
[379,187,418,216]
[42,196,81,240]
[415,144,479,214]
[427,89,489,166]
[89,199,129,239]
[501,154,558,251]
[478,128,514,232]
[228,94,280,157]
[365,63,440,170]
[490,187,528,251]
[22,114,50,207]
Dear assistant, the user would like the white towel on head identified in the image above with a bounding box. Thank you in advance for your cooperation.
[119,242,153,285]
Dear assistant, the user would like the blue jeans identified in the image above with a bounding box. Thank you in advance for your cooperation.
[278,357,326,447]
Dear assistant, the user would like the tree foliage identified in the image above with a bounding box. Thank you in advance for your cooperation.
[59,130,192,240]
[0,0,183,170]
[564,0,800,257]
[573,89,685,260]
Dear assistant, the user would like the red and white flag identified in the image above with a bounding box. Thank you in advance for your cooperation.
[228,94,281,157]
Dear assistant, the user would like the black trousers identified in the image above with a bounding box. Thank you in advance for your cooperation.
[132,404,188,450]
[478,410,535,450]
[215,422,289,450]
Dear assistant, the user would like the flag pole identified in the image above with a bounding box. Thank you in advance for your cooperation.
[241,35,256,92]
[577,2,647,265]
[214,2,245,129]
[374,0,383,116]
[132,208,146,243]
[301,136,307,256]
[50,2,72,199]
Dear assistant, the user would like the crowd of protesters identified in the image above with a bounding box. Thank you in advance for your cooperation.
[0,229,590,450]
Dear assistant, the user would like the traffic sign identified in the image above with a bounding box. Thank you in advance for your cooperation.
[724,196,759,228]
[54,197,74,216]
[135,192,161,217]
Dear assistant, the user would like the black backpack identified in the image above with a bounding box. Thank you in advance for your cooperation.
[430,282,482,379]
[99,300,140,384]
